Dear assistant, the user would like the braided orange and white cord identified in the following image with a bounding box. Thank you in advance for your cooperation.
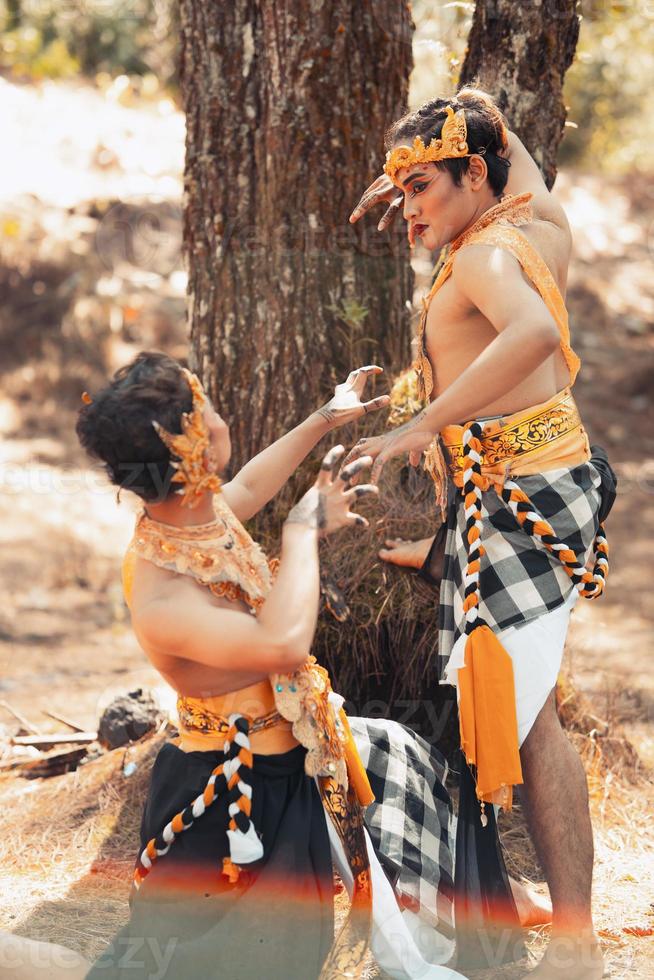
[499,479,608,598]
[458,421,609,825]
[461,422,488,635]
[133,713,263,889]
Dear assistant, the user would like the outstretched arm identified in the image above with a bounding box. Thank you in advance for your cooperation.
[222,366,389,521]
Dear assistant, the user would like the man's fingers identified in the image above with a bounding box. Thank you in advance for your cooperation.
[339,455,373,486]
[340,440,367,469]
[349,178,392,223]
[346,364,381,394]
[348,512,369,528]
[354,364,383,381]
[345,483,379,500]
[377,195,403,231]
[362,394,391,415]
[352,364,383,397]
[316,445,345,487]
[349,192,376,224]
[322,445,345,469]
[371,451,388,485]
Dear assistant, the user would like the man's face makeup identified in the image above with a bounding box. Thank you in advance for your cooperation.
[396,159,468,251]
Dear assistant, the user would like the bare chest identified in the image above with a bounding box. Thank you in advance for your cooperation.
[423,222,570,402]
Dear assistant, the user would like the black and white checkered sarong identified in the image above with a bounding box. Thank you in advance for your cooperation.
[349,717,455,934]
[438,460,602,681]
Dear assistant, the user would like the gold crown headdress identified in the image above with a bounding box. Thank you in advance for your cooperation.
[384,105,471,186]
[152,368,222,508]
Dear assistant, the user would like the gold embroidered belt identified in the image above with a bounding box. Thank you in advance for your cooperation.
[437,387,591,492]
[176,696,286,752]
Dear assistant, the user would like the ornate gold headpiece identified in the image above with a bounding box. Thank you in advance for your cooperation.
[384,105,471,186]
[152,368,222,508]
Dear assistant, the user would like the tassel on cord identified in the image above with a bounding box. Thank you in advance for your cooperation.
[222,714,264,877]
[133,714,262,890]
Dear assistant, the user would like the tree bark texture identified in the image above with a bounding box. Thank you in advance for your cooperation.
[460,0,580,188]
[180,0,414,466]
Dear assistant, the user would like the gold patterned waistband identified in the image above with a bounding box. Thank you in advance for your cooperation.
[177,696,283,739]
[437,387,590,489]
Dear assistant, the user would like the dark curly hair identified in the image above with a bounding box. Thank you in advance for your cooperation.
[76,351,193,503]
[385,85,511,198]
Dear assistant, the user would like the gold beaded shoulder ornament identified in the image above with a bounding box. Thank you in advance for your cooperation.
[384,105,472,186]
[151,367,223,509]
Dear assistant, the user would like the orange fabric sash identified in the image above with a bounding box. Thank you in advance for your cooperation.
[340,709,376,808]
[457,626,522,809]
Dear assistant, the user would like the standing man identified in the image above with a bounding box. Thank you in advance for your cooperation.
[347,86,614,980]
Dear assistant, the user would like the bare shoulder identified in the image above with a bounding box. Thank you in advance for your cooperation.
[131,569,235,658]
[451,241,525,287]
[449,241,565,321]
[452,218,571,298]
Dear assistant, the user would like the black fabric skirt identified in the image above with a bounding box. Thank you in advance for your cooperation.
[85,741,334,980]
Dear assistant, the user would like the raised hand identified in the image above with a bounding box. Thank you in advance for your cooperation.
[349,173,403,231]
[285,446,378,537]
[316,365,391,430]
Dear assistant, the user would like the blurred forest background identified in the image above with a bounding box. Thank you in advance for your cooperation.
[0,1,652,977]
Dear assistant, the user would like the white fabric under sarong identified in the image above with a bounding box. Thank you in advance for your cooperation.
[500,587,578,747]
[446,587,578,749]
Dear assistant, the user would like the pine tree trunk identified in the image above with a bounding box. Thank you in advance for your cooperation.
[179,1,414,467]
[460,0,580,188]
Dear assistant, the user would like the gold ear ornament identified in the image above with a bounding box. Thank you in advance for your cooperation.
[151,368,223,508]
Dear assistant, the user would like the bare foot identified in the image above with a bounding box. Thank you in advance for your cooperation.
[521,932,604,979]
[510,877,553,929]
[378,536,434,569]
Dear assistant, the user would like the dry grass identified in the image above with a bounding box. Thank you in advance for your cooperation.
[0,675,651,977]
[485,674,654,980]
[0,733,166,960]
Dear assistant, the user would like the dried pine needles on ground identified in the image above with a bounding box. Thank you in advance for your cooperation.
[0,683,652,976]
[490,675,654,979]
[0,733,165,961]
